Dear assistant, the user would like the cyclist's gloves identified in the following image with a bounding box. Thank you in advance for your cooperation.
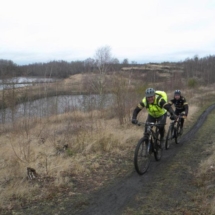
[132,119,138,124]
[170,114,177,120]
[170,115,175,120]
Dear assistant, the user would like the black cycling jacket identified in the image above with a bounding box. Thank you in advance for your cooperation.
[169,96,188,116]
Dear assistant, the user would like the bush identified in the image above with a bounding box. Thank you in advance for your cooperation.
[188,78,198,88]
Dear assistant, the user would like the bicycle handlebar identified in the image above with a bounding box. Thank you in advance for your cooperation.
[137,122,166,126]
[167,113,186,119]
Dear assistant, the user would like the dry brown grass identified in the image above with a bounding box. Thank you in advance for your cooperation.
[122,64,183,73]
[0,108,141,210]
[63,74,84,91]
[64,74,84,84]
[189,107,215,213]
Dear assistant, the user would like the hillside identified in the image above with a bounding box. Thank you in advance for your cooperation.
[1,62,215,214]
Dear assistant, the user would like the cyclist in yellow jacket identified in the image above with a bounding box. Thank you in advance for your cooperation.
[132,88,176,145]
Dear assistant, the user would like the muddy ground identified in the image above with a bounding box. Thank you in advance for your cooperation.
[5,104,215,215]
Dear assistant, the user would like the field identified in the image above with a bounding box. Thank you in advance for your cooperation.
[0,66,215,215]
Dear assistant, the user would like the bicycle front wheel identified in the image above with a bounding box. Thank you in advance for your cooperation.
[134,138,150,175]
[154,129,162,161]
[175,123,182,144]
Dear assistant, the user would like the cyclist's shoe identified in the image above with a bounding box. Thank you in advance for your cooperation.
[170,116,175,120]
[170,114,177,120]
[149,146,153,154]
[179,127,183,135]
[157,139,164,150]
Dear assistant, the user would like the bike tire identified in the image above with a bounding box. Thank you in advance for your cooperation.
[175,122,182,144]
[134,138,150,175]
[154,129,162,161]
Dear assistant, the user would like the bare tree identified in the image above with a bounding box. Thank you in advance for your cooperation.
[111,58,120,64]
[85,46,112,96]
[84,58,95,72]
[95,46,112,75]
[122,58,129,65]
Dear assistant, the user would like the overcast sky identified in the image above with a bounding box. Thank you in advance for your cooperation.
[0,0,215,65]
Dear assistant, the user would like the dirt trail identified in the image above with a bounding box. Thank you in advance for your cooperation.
[76,103,215,215]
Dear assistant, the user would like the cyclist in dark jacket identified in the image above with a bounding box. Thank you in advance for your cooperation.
[169,90,189,130]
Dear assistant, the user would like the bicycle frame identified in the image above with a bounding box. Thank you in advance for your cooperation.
[144,123,158,151]
[137,122,164,156]
[174,113,185,135]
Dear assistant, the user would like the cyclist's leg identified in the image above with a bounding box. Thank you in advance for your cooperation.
[176,109,185,128]
[156,112,167,146]
[175,109,185,136]
[157,113,167,137]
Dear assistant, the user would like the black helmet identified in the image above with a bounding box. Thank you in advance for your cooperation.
[145,88,155,97]
[174,90,181,95]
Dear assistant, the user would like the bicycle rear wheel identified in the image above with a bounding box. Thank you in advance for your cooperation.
[175,122,182,144]
[154,129,162,161]
[134,138,150,175]
[165,125,172,150]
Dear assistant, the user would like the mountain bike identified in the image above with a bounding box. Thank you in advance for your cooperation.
[165,113,185,149]
[134,122,164,175]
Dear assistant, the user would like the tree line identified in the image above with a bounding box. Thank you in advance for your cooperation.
[0,46,132,79]
[0,59,133,79]
[183,55,215,84]
[1,48,215,85]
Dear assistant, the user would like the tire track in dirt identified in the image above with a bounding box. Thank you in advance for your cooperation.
[76,104,215,215]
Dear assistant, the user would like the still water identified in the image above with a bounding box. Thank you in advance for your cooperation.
[0,94,113,123]
[0,77,56,90]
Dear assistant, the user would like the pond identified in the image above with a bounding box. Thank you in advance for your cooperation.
[0,77,57,90]
[0,94,114,124]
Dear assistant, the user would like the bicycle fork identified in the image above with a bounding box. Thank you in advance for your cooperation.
[147,141,151,154]
[147,138,154,153]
